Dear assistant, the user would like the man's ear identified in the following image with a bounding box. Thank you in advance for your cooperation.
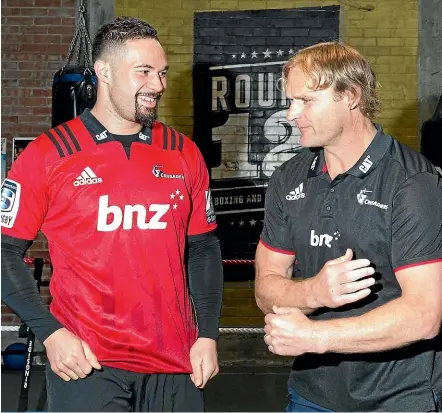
[346,85,362,110]
[94,60,111,84]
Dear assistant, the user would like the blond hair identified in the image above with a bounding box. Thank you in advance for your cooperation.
[282,42,380,120]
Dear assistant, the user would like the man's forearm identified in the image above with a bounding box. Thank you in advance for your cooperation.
[1,240,63,343]
[187,232,223,341]
[255,272,318,314]
[313,296,441,354]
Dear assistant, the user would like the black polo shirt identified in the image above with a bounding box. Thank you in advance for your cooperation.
[260,126,442,411]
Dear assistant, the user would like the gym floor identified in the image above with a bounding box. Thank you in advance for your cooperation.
[1,365,289,412]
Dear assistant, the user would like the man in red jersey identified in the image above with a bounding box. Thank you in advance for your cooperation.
[1,17,223,412]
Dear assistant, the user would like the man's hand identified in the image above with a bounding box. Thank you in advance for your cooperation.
[264,306,323,356]
[43,328,101,381]
[310,248,376,309]
[189,337,219,389]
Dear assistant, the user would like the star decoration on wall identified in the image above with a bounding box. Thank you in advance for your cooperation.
[226,48,298,62]
[227,219,263,228]
[262,48,272,59]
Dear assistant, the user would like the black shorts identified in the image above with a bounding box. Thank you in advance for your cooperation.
[45,364,204,412]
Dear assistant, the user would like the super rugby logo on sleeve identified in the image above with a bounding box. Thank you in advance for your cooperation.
[1,179,21,228]
[205,189,216,224]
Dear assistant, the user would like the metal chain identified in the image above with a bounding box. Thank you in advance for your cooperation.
[64,28,81,69]
[62,0,93,71]
[78,3,93,68]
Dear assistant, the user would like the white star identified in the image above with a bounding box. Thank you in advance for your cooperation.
[288,48,294,55]
[230,221,235,226]
[239,220,244,226]
[251,51,258,59]
[170,193,175,199]
[232,54,237,58]
[179,195,184,200]
[249,219,257,226]
[173,204,178,210]
[240,53,246,59]
[276,49,284,56]
[175,189,180,195]
[262,48,272,59]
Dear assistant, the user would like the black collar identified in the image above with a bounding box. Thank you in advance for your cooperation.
[307,124,392,179]
[80,109,153,145]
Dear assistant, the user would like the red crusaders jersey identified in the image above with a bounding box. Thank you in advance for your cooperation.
[1,110,217,373]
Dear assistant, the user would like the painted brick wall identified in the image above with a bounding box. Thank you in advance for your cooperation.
[1,0,77,325]
[115,0,419,326]
[116,0,419,150]
[192,7,339,267]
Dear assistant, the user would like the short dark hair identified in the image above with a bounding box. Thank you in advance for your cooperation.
[92,16,159,63]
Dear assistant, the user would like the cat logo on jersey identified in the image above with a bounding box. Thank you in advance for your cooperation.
[205,189,216,224]
[1,179,21,228]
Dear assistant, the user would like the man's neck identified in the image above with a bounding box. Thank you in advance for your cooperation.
[90,104,142,136]
[324,117,378,180]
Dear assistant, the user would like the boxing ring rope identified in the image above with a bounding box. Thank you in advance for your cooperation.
[23,258,256,266]
[1,258,265,334]
[23,258,52,265]
[1,326,265,333]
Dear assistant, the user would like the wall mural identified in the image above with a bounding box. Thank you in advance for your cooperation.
[193,6,340,263]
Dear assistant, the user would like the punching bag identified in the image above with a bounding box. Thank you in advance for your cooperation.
[421,93,442,172]
[52,1,97,128]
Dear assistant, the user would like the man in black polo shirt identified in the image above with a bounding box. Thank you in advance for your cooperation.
[255,42,442,412]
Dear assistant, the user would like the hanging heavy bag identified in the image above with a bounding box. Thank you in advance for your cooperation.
[52,2,97,128]
[421,93,442,170]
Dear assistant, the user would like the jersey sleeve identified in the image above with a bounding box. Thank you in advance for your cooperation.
[186,143,217,237]
[392,172,442,271]
[260,167,295,255]
[1,139,48,240]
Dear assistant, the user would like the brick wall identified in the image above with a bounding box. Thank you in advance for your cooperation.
[116,0,419,327]
[1,0,77,325]
[1,0,78,168]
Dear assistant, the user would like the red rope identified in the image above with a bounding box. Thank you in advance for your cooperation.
[24,258,51,265]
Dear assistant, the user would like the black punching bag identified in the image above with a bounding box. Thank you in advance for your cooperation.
[52,1,97,128]
[52,67,97,128]
[421,93,442,171]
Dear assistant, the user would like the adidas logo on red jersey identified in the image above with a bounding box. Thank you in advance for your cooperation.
[74,167,103,186]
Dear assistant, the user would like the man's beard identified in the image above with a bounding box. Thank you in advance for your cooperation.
[135,93,160,127]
